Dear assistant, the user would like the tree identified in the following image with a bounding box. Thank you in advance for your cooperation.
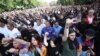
[0,0,40,12]
[57,0,74,5]
[57,0,95,5]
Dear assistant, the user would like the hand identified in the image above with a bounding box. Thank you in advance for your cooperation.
[20,48,28,53]
[7,48,16,53]
[66,18,73,24]
[44,32,49,36]
[88,48,95,56]
[66,18,76,24]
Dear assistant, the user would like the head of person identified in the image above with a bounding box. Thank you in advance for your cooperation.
[36,18,42,26]
[13,39,25,48]
[68,28,76,41]
[68,28,79,50]
[18,26,25,32]
[88,9,95,17]
[54,21,59,27]
[50,15,54,19]
[31,37,38,46]
[45,21,51,28]
[0,18,7,27]
[7,22,15,30]
[85,29,95,40]
[59,14,64,19]
[28,25,33,31]
[50,39,56,47]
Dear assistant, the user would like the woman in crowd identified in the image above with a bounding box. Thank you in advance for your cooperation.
[62,19,80,56]
[43,32,61,56]
[30,36,47,56]
[30,37,42,56]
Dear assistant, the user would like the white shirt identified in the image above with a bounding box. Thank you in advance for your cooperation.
[0,26,9,38]
[7,28,21,38]
[34,19,46,26]
[33,24,45,36]
[88,16,93,24]
[41,19,46,24]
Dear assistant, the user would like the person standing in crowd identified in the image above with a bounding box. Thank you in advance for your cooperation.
[76,18,89,35]
[0,38,13,56]
[62,19,80,56]
[18,26,31,42]
[76,6,82,22]
[7,22,21,39]
[53,21,62,44]
[11,39,31,56]
[76,9,97,34]
[41,21,55,39]
[53,21,62,38]
[57,14,66,28]
[49,15,56,27]
[77,29,95,56]
[84,9,96,26]
[44,32,61,56]
[28,25,39,37]
[30,37,42,56]
[34,19,46,36]
[0,18,9,38]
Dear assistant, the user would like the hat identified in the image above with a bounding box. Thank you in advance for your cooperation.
[0,18,8,24]
[85,29,95,37]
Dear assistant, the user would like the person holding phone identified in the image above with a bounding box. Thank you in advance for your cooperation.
[61,19,80,56]
[77,29,95,56]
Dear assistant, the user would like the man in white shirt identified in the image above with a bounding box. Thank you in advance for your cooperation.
[7,22,21,38]
[33,19,45,36]
[0,18,9,38]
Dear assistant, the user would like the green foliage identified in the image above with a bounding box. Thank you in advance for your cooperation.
[57,0,75,5]
[57,0,91,5]
[0,0,40,12]
[74,0,87,5]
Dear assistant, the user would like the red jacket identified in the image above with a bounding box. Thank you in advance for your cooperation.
[85,15,95,24]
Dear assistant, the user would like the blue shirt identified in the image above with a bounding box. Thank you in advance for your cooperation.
[53,25,62,38]
[41,27,55,38]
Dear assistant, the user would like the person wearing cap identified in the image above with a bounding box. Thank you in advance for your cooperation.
[0,18,9,38]
[77,28,95,56]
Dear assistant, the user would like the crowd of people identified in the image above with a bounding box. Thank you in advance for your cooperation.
[0,5,100,56]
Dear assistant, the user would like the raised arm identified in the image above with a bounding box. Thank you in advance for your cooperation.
[62,19,73,42]
[43,32,49,46]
